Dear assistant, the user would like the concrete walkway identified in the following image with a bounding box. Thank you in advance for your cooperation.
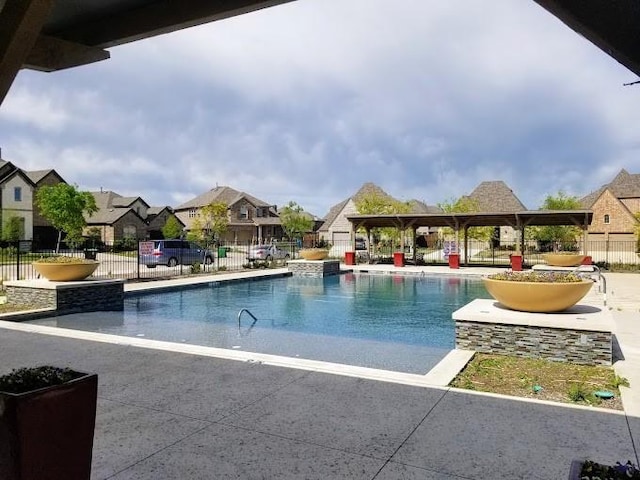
[0,265,639,479]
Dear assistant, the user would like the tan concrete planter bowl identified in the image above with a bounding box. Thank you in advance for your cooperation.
[542,253,586,267]
[482,277,593,312]
[299,249,329,260]
[33,261,99,281]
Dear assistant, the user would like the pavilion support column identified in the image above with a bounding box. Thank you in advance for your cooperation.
[519,224,525,265]
[411,226,417,264]
[463,226,469,266]
[582,217,589,256]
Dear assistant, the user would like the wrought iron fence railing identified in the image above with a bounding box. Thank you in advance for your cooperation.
[0,238,636,284]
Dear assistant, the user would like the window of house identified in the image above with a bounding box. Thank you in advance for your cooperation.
[14,186,21,202]
[239,206,248,219]
[604,214,610,224]
[189,209,198,218]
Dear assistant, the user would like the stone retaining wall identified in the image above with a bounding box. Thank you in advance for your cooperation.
[6,280,124,314]
[288,260,341,278]
[455,321,612,366]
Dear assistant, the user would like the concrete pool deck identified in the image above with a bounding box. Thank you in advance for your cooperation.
[1,264,639,478]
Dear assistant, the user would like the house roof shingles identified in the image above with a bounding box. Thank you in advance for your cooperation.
[580,168,640,207]
[467,181,527,212]
[175,186,272,210]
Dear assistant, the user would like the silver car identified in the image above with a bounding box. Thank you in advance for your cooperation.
[140,240,214,268]
[247,245,290,262]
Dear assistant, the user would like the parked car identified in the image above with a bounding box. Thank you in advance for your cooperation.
[139,239,214,268]
[355,237,367,250]
[247,244,290,262]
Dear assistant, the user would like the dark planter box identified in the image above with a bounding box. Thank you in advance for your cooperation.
[568,459,583,479]
[0,371,98,480]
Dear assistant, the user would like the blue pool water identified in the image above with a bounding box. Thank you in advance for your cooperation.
[30,274,489,374]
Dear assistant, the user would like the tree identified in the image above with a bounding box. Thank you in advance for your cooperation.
[35,183,98,252]
[198,202,229,245]
[530,191,583,251]
[186,217,204,243]
[437,197,493,241]
[354,192,411,246]
[2,215,23,242]
[279,201,313,243]
[161,216,183,239]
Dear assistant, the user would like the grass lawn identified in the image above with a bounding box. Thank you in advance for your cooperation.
[451,353,626,410]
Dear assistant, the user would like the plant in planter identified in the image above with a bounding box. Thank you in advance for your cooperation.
[299,248,330,260]
[483,271,593,312]
[542,252,587,267]
[0,366,98,480]
[568,459,640,479]
[32,255,99,281]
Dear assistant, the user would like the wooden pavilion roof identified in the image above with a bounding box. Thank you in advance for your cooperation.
[346,210,593,231]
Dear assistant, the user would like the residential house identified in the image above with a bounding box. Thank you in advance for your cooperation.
[0,157,63,242]
[580,169,640,242]
[464,180,527,244]
[174,186,283,244]
[0,166,35,241]
[319,182,441,249]
[146,206,185,239]
[85,190,149,244]
[25,169,66,247]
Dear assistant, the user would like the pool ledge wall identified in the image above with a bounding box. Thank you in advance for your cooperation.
[5,279,125,314]
[288,259,340,277]
[453,299,612,366]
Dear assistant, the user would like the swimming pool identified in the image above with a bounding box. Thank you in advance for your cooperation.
[29,273,489,374]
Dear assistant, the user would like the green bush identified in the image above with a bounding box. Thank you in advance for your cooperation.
[0,366,83,394]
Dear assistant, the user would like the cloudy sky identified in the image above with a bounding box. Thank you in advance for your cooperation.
[1,0,639,217]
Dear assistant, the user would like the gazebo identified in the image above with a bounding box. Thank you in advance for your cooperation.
[346,209,593,266]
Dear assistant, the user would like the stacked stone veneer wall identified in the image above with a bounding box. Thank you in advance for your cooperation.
[455,321,611,366]
[288,260,341,278]
[7,280,124,314]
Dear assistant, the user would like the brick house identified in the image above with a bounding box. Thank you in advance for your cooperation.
[146,206,185,239]
[174,186,283,244]
[319,182,441,250]
[85,190,182,244]
[580,169,640,242]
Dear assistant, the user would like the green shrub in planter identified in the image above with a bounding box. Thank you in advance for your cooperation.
[0,366,98,480]
[569,459,640,479]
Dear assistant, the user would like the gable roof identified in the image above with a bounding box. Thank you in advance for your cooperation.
[175,186,273,211]
[322,182,392,226]
[580,186,606,209]
[319,199,350,232]
[90,191,150,210]
[2,168,36,187]
[607,168,640,198]
[467,181,527,212]
[320,182,441,231]
[112,196,150,209]
[147,206,171,216]
[580,168,640,207]
[23,169,65,185]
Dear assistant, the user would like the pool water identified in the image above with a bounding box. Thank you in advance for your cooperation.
[30,274,489,374]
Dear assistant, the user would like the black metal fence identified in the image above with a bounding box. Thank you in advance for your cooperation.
[0,238,637,284]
